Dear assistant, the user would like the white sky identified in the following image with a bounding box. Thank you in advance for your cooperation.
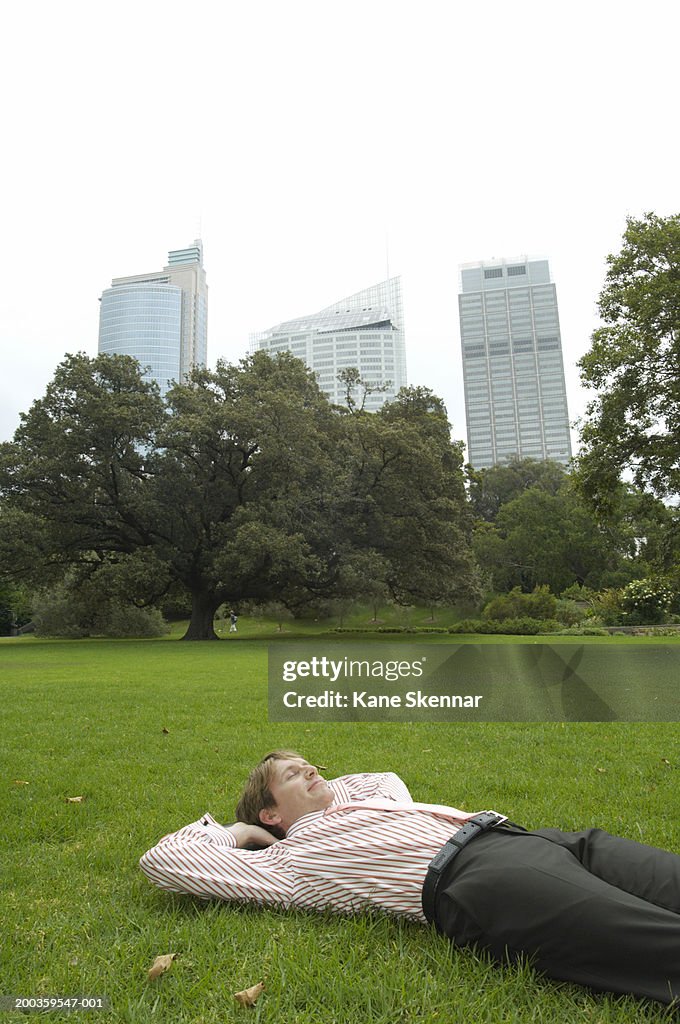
[1,0,678,452]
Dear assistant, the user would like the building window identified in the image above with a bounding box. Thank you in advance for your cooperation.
[507,265,527,276]
[484,268,503,280]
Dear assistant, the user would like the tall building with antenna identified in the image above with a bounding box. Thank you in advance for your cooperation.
[459,257,572,468]
[98,240,208,395]
[251,277,407,410]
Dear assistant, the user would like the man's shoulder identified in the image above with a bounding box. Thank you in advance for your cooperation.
[333,770,414,806]
[330,770,406,797]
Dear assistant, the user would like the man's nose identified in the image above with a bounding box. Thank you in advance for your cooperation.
[304,765,317,778]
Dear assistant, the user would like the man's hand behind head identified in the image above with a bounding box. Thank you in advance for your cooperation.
[228,822,279,849]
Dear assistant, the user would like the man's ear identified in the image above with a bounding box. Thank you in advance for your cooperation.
[259,806,281,827]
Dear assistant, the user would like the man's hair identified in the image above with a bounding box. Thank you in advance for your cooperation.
[234,749,304,839]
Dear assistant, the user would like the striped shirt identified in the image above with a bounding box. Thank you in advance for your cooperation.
[139,772,473,923]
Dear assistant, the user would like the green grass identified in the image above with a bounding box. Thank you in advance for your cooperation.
[2,633,680,1023]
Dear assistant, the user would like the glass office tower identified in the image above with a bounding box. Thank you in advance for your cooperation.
[98,240,208,396]
[459,257,572,469]
[251,277,407,410]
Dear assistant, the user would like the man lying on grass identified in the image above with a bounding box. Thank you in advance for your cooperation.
[140,750,680,1007]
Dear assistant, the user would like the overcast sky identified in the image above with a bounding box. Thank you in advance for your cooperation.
[1,0,677,452]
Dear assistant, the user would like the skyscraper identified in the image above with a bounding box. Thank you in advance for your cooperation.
[458,257,572,469]
[98,240,208,395]
[251,277,407,410]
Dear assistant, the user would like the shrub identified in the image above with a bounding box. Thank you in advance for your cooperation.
[554,598,587,626]
[448,619,481,634]
[32,589,91,638]
[551,625,609,636]
[505,617,562,635]
[589,588,626,626]
[448,617,561,636]
[559,583,595,603]
[619,579,673,625]
[483,586,557,622]
[33,586,169,638]
[101,604,169,638]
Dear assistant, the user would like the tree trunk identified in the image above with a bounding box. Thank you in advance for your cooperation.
[182,591,221,640]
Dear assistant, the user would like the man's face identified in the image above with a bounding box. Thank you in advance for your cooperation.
[259,756,333,833]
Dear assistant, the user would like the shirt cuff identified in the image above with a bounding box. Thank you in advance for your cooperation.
[195,812,238,847]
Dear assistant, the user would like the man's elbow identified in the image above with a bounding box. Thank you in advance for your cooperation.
[139,847,165,886]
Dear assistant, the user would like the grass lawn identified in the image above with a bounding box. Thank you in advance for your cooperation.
[2,632,680,1023]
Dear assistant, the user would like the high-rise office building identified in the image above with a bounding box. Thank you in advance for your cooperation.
[251,277,407,410]
[459,257,572,469]
[98,240,208,395]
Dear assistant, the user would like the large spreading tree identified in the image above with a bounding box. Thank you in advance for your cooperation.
[0,352,479,638]
[577,212,680,510]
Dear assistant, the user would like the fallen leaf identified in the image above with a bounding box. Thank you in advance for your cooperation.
[66,796,85,803]
[234,981,265,1007]
[315,764,328,772]
[161,727,170,734]
[661,758,671,766]
[148,953,178,980]
[12,780,29,785]
[595,768,607,774]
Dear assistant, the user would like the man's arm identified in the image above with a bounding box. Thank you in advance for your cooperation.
[139,813,293,906]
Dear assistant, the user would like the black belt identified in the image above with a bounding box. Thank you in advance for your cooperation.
[422,811,508,928]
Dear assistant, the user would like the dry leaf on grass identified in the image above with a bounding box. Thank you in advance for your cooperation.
[661,758,672,766]
[66,796,85,803]
[234,981,265,1007]
[148,953,178,980]
[12,780,29,785]
[315,764,328,772]
[162,727,170,734]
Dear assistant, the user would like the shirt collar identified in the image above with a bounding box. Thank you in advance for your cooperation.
[285,809,323,838]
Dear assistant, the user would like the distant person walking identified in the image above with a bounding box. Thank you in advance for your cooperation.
[229,610,238,633]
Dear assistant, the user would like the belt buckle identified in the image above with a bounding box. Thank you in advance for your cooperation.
[480,811,508,828]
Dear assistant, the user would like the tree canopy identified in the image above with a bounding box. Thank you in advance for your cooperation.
[467,458,567,523]
[0,353,479,638]
[338,386,480,607]
[470,459,668,594]
[577,212,680,509]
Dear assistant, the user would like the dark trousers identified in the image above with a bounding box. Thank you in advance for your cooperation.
[433,825,680,1005]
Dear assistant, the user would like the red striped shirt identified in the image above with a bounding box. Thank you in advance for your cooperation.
[139,772,474,922]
